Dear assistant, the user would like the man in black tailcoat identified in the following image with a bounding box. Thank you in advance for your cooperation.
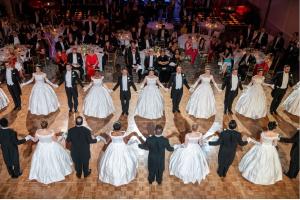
[222,69,243,115]
[209,120,248,178]
[270,65,294,115]
[279,130,299,178]
[66,116,99,178]
[168,66,190,113]
[1,62,22,110]
[58,64,83,113]
[112,67,137,116]
[138,125,174,184]
[0,118,31,178]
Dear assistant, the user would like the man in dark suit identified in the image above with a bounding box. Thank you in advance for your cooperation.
[125,47,141,79]
[84,16,96,37]
[138,125,174,184]
[279,130,299,178]
[66,116,99,178]
[168,66,190,113]
[238,49,256,81]
[67,47,84,80]
[58,64,83,113]
[1,62,22,110]
[238,34,246,49]
[138,34,154,51]
[112,68,137,115]
[78,30,91,44]
[144,49,158,74]
[254,28,268,49]
[270,65,294,114]
[270,32,285,53]
[187,21,199,34]
[0,118,31,178]
[157,25,170,46]
[244,24,254,46]
[209,120,248,178]
[55,36,69,52]
[222,69,243,115]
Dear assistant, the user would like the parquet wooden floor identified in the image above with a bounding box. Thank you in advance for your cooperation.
[0,81,299,199]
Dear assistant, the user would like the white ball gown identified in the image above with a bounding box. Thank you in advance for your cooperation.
[0,88,9,109]
[235,76,268,119]
[22,73,60,115]
[283,81,300,116]
[239,132,282,185]
[186,75,220,119]
[29,130,73,184]
[99,132,138,186]
[135,76,166,119]
[83,77,115,118]
[169,133,210,184]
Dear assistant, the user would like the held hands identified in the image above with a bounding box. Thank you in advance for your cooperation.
[83,86,88,92]
[25,135,34,141]
[189,87,195,93]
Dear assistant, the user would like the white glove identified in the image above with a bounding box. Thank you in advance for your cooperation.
[25,135,33,141]
[83,87,88,92]
[20,83,25,88]
[107,89,113,93]
[54,84,59,88]
[189,88,194,93]
[62,132,68,139]
[96,136,107,143]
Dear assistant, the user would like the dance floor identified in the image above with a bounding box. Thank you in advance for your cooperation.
[0,81,299,198]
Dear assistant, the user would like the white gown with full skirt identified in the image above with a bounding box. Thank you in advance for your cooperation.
[25,73,60,115]
[186,75,216,119]
[83,77,115,118]
[0,88,9,109]
[29,131,73,184]
[99,132,138,186]
[235,76,267,119]
[239,132,282,185]
[283,82,300,116]
[135,77,164,119]
[169,134,210,184]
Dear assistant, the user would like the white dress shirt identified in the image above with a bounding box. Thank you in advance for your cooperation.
[6,69,14,86]
[60,42,65,50]
[161,30,165,40]
[175,73,183,89]
[280,72,289,89]
[146,40,150,49]
[72,53,78,64]
[149,55,153,68]
[274,37,280,48]
[89,21,93,35]
[66,71,72,88]
[132,53,136,65]
[14,36,20,45]
[231,75,238,91]
[258,32,264,44]
[122,75,128,91]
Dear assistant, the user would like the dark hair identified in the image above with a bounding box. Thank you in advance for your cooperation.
[191,124,198,131]
[0,118,8,127]
[113,121,121,131]
[228,120,237,130]
[121,67,128,71]
[75,116,83,126]
[268,121,277,130]
[155,125,163,135]
[40,120,48,129]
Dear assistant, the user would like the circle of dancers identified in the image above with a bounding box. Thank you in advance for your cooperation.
[0,62,298,186]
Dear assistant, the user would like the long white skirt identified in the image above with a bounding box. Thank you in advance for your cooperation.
[0,88,9,109]
[283,88,300,116]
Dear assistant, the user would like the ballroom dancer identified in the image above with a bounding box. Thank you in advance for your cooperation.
[186,68,221,119]
[282,81,300,116]
[21,65,59,115]
[222,68,243,115]
[83,70,115,118]
[0,118,31,178]
[0,86,9,110]
[58,64,83,113]
[1,61,22,110]
[135,68,168,119]
[99,122,139,186]
[235,69,272,119]
[270,65,294,115]
[112,67,137,116]
[209,120,248,178]
[29,121,73,184]
[279,130,299,178]
[66,116,100,178]
[239,122,282,185]
[168,66,190,113]
[138,125,174,184]
[169,124,209,184]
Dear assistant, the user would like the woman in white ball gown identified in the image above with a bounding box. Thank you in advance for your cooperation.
[239,121,282,185]
[186,68,221,119]
[21,65,59,115]
[282,81,300,116]
[99,122,139,186]
[83,70,115,118]
[0,87,9,110]
[169,124,210,184]
[235,69,272,119]
[135,69,168,119]
[29,121,73,184]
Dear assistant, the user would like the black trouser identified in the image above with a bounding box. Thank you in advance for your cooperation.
[270,88,286,112]
[238,65,248,81]
[137,69,143,82]
[217,164,231,177]
[224,91,236,113]
[172,89,183,112]
[65,87,78,111]
[73,158,89,177]
[148,167,163,184]
[120,91,131,113]
[6,162,21,177]
[127,66,133,76]
[7,84,21,108]
[286,154,299,178]
[159,68,170,83]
